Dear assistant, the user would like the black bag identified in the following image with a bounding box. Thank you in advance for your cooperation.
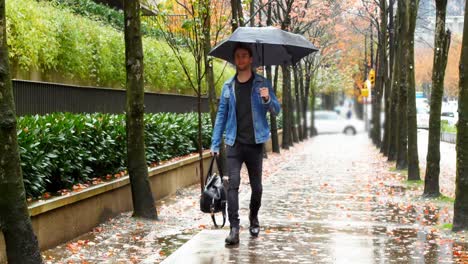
[200,156,227,228]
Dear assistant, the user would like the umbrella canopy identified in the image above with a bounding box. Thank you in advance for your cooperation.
[209,26,319,66]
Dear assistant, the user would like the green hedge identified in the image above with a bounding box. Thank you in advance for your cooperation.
[51,0,125,31]
[6,0,234,94]
[441,120,457,133]
[18,112,212,198]
[51,0,163,38]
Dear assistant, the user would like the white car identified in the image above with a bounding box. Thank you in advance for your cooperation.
[441,110,458,126]
[312,110,364,135]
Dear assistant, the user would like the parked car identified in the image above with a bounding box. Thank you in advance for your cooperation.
[312,110,364,135]
[441,110,458,126]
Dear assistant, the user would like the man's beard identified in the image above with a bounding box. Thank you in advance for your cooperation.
[236,65,250,72]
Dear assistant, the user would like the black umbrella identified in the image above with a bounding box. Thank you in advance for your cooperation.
[208,26,319,66]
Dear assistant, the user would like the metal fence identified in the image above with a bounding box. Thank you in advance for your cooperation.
[13,80,209,116]
[441,132,456,144]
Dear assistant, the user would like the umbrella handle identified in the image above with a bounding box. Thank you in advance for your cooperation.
[255,40,265,67]
[262,42,265,67]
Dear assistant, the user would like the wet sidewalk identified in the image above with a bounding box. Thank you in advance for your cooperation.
[418,129,457,197]
[43,134,468,263]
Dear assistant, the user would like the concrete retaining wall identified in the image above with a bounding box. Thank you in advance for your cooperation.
[0,153,212,263]
[0,131,283,263]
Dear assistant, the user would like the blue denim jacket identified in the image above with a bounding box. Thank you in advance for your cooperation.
[210,72,281,153]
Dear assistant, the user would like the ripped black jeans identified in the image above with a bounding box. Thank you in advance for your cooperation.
[226,142,263,228]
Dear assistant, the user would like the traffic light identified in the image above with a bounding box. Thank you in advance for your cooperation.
[369,69,375,87]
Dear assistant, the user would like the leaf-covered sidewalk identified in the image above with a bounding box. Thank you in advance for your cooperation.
[43,134,467,263]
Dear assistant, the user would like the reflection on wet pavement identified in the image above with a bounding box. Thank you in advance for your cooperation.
[43,134,467,263]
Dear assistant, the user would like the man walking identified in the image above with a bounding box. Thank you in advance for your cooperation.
[210,43,281,245]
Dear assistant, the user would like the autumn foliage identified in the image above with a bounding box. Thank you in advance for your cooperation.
[415,34,462,97]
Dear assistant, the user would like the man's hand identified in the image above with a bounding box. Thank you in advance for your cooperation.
[259,87,270,102]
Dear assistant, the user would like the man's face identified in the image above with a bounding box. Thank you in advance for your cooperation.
[234,48,253,71]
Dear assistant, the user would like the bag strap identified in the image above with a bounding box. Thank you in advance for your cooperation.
[211,200,227,228]
[216,156,224,177]
[206,156,224,185]
[205,157,215,184]
[207,155,226,228]
[209,176,228,228]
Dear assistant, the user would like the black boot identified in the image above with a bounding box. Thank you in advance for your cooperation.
[225,227,240,245]
[249,213,260,237]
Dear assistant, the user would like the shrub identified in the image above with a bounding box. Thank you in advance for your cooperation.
[17,112,212,198]
[51,0,163,38]
[6,0,234,94]
[51,0,125,31]
[441,120,457,133]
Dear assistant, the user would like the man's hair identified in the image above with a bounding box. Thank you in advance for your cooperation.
[233,43,253,58]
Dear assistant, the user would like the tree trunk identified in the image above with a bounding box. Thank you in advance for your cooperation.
[303,74,310,139]
[293,65,303,141]
[407,0,420,181]
[372,50,382,147]
[310,88,317,136]
[369,23,375,141]
[280,9,293,148]
[290,63,298,144]
[250,0,255,27]
[197,95,205,192]
[453,0,468,231]
[377,0,388,150]
[303,62,312,139]
[207,63,216,127]
[204,1,216,129]
[385,0,397,158]
[257,0,262,27]
[388,0,395,91]
[0,0,42,262]
[237,0,244,26]
[266,0,272,27]
[282,65,292,149]
[204,1,216,128]
[299,63,306,140]
[204,0,226,172]
[230,0,239,31]
[395,1,408,170]
[388,62,399,161]
[290,86,299,144]
[124,0,157,219]
[424,0,451,196]
[389,8,402,162]
[270,66,280,153]
[266,4,279,153]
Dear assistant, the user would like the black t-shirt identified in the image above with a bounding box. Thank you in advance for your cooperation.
[235,74,256,144]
